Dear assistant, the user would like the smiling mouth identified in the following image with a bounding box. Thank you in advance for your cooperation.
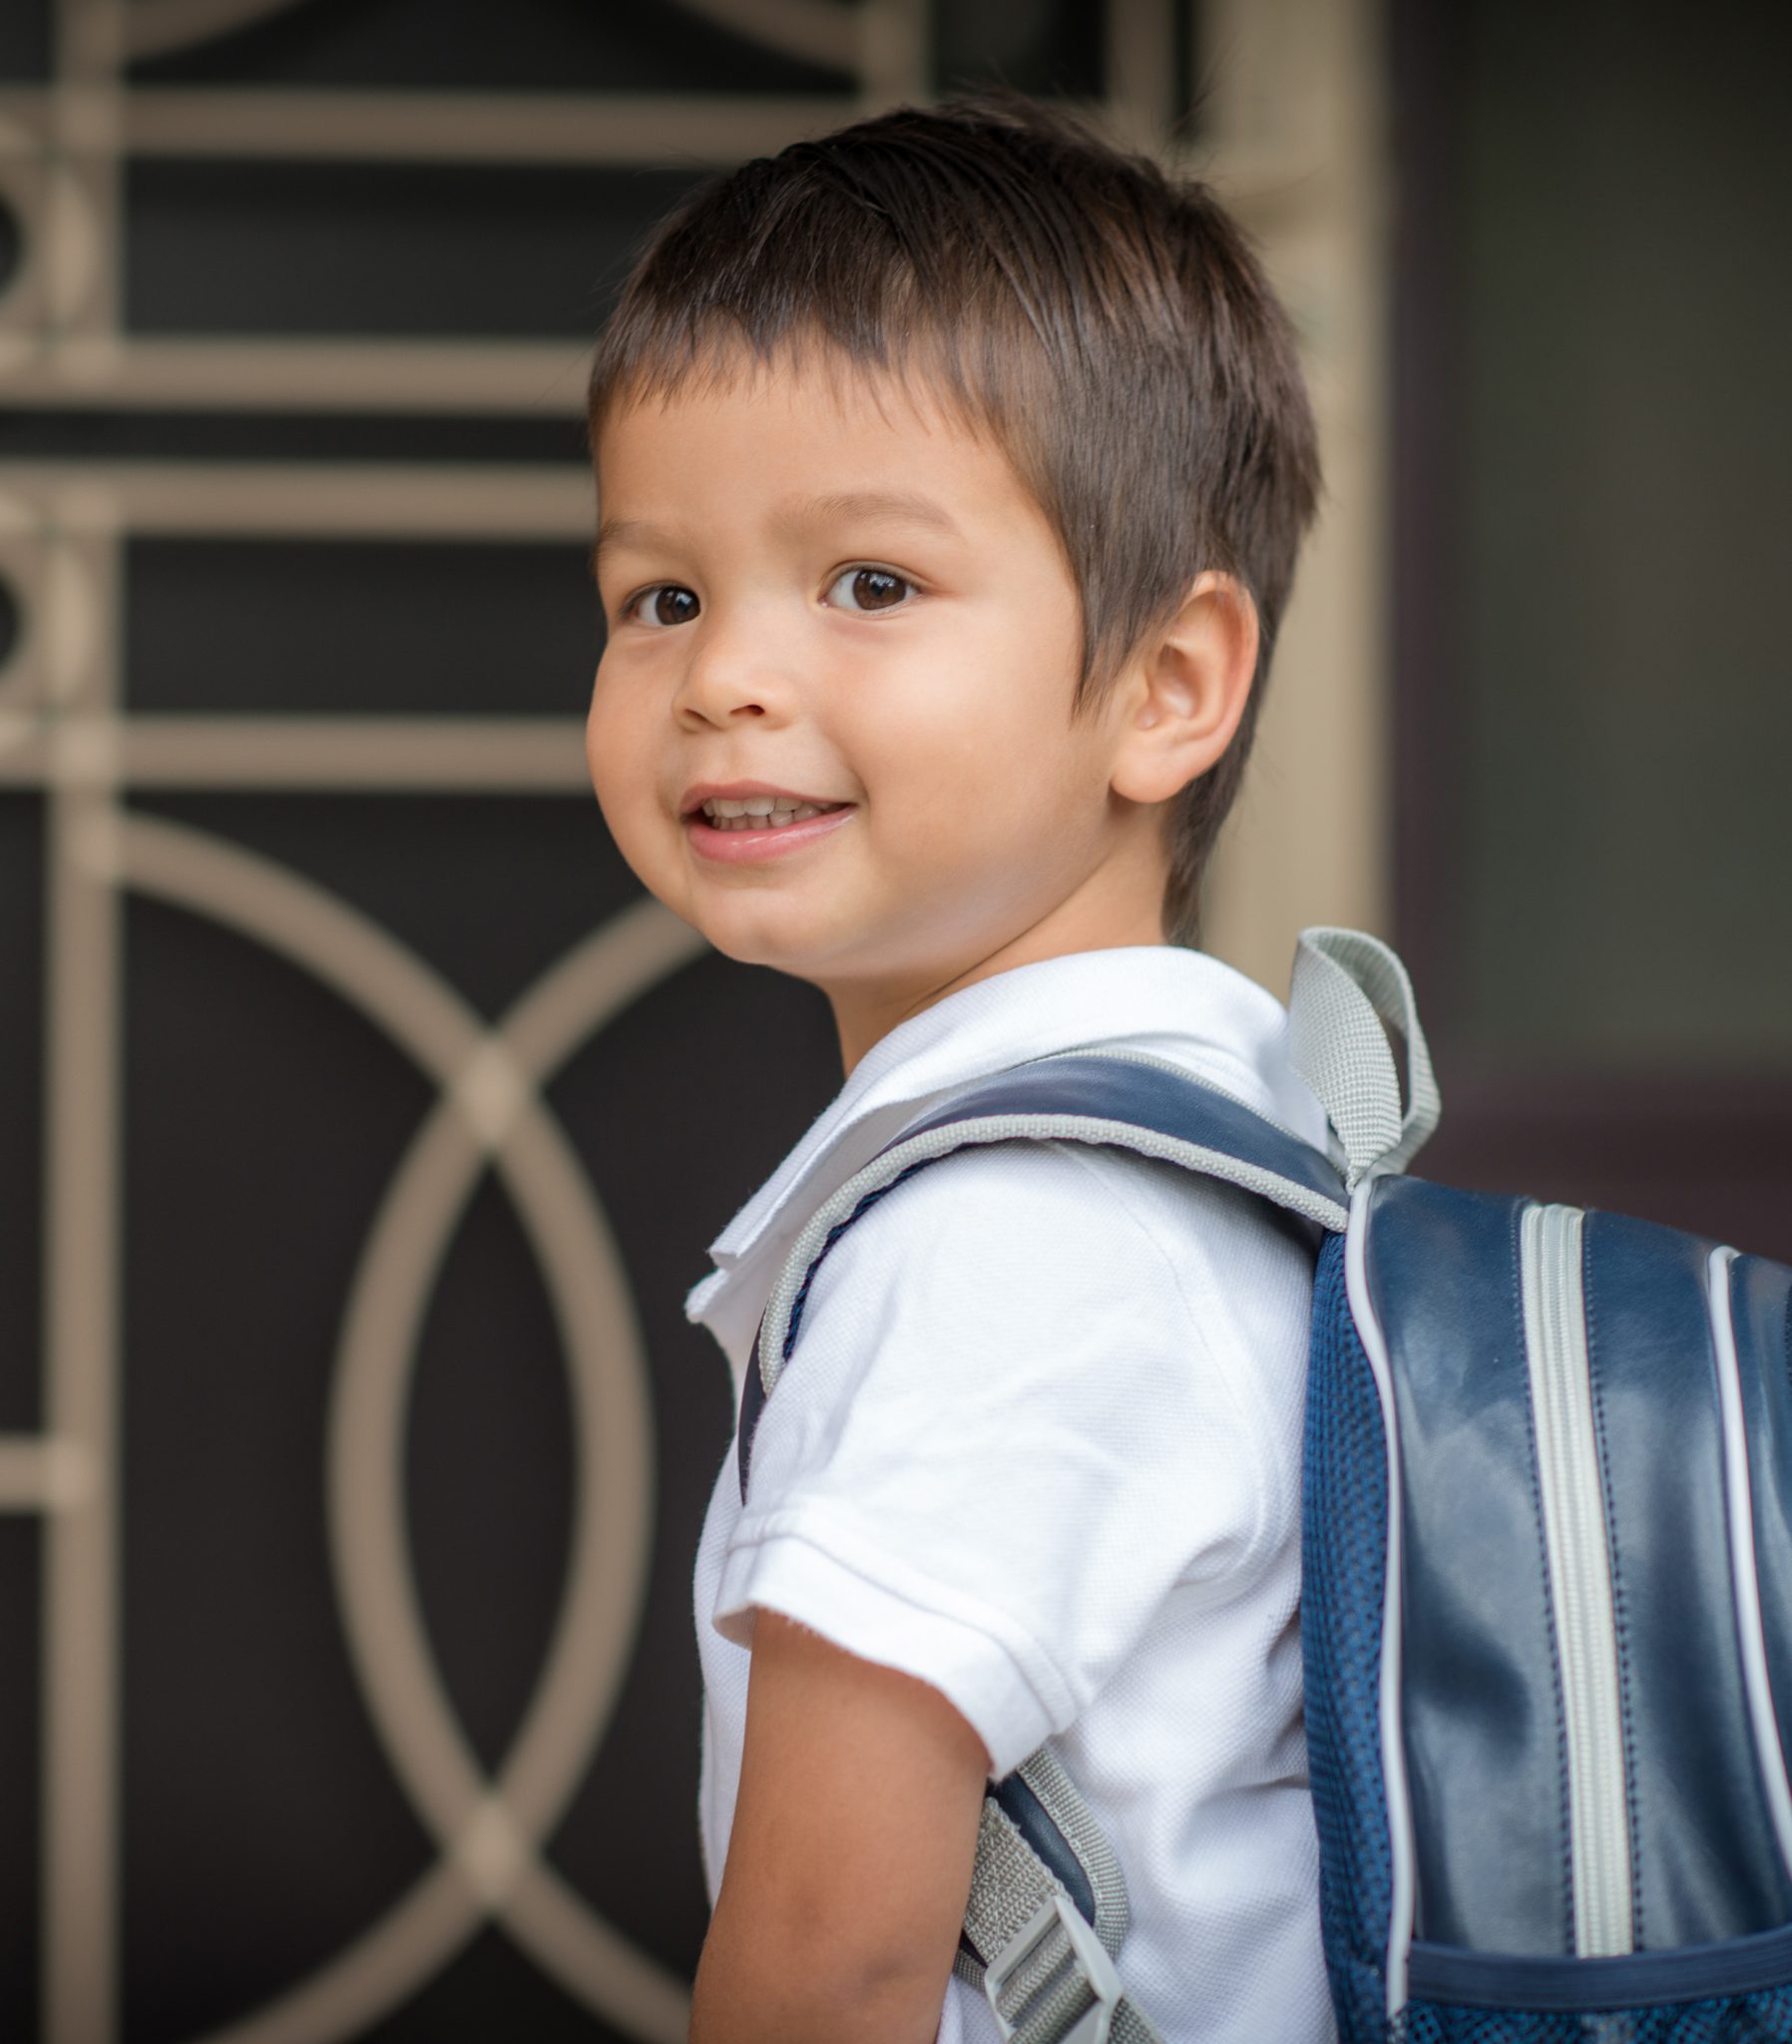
[694,796,851,832]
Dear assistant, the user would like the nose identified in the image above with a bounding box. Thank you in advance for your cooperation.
[672,624,789,732]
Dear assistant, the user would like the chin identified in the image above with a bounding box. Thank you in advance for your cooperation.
[687,905,850,982]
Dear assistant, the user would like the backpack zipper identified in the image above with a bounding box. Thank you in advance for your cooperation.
[1707,1245,1792,1880]
[1520,1201,1634,1955]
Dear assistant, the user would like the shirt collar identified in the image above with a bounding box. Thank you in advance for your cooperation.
[684,943,1329,1374]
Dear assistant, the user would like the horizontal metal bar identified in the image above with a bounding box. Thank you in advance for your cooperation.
[0,336,595,416]
[0,460,594,534]
[0,716,595,789]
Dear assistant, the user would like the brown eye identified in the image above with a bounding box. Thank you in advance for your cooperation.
[627,584,698,629]
[826,566,915,614]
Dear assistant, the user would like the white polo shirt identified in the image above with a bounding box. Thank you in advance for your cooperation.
[684,943,1338,2044]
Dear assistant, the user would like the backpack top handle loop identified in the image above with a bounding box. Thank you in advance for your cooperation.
[1288,926,1441,1190]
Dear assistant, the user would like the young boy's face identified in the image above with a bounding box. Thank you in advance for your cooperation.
[587,346,1152,1036]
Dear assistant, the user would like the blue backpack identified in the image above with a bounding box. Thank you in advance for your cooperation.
[737,928,1792,2044]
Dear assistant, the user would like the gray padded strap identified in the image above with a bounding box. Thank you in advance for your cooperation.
[1287,925,1441,1188]
[956,1749,1164,2044]
[756,1095,1344,1409]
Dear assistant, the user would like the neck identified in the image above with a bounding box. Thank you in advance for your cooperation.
[824,880,1168,1079]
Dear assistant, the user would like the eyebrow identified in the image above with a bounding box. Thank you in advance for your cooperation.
[592,488,964,572]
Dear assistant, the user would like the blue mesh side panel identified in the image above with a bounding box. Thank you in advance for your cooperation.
[1303,1229,1396,2043]
[1395,1990,1792,2041]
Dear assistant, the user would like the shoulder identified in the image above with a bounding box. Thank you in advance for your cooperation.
[784,1133,1317,1490]
[801,1136,1194,1321]
[802,1130,1312,1327]
[792,1134,1311,1406]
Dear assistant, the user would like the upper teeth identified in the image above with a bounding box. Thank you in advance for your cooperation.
[700,795,838,828]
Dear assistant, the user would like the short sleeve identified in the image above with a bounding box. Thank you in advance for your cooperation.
[712,1138,1282,1777]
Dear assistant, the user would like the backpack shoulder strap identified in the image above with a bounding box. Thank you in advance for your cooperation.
[729,1051,1336,2044]
[738,920,1434,1497]
[1289,926,1441,1186]
[737,1047,1346,1500]
[724,928,1431,2044]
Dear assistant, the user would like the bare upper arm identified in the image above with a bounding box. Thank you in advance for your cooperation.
[690,1610,991,2044]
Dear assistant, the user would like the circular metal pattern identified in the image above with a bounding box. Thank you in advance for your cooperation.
[113,809,704,2043]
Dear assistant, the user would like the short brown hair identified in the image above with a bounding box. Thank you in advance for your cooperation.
[587,85,1321,946]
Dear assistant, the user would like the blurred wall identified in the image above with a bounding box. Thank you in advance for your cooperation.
[1388,0,1792,1252]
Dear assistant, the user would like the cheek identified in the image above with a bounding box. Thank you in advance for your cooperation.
[856,657,1086,846]
[585,677,659,836]
[582,688,618,807]
[864,728,1080,892]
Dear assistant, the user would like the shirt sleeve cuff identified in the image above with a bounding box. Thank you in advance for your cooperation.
[713,1504,1071,1779]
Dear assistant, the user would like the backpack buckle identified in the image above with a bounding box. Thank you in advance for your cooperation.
[983,1892,1121,2044]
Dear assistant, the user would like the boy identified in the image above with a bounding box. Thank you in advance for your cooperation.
[584,86,1333,2044]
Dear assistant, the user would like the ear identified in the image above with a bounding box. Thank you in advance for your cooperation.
[1108,570,1260,805]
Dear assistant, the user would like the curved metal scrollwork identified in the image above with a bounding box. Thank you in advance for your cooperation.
[115,808,704,2044]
